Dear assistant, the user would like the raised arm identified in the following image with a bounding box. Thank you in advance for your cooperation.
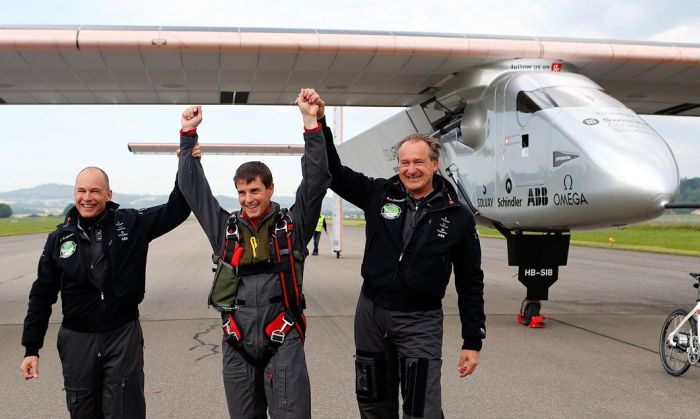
[317,110,376,211]
[290,88,332,246]
[141,174,192,242]
[177,106,230,253]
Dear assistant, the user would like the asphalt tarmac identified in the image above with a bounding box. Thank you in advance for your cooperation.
[1,220,699,418]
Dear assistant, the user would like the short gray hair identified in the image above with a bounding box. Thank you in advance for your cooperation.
[396,134,441,161]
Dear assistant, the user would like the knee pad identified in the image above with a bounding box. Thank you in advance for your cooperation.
[399,356,429,418]
[355,351,386,403]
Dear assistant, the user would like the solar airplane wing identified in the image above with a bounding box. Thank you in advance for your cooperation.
[4,25,699,326]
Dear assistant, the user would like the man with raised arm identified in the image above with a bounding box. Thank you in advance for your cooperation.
[317,101,486,419]
[20,167,191,418]
[177,88,330,418]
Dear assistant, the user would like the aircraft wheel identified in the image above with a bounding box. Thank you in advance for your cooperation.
[521,300,541,326]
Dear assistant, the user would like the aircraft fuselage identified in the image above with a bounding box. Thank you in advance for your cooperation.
[339,60,680,232]
[442,66,680,230]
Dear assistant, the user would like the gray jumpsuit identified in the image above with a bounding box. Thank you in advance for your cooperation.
[178,127,330,418]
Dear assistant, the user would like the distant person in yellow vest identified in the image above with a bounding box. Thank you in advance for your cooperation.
[312,214,327,255]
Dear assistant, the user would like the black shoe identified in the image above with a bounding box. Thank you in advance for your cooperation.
[312,251,318,255]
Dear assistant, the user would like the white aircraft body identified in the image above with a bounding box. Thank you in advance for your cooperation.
[3,25,699,325]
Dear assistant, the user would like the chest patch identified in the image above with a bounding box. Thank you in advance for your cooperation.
[381,203,402,220]
[437,216,450,238]
[116,220,129,241]
[59,240,77,258]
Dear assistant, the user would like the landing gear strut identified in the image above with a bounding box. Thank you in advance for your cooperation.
[496,226,570,329]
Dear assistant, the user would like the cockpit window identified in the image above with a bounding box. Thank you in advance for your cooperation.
[516,90,552,126]
[516,91,543,114]
[517,86,624,114]
[544,86,625,108]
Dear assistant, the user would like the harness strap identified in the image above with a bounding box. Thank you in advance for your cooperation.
[222,312,242,342]
[222,312,275,368]
[222,212,244,267]
[271,209,306,343]
[219,208,307,368]
[236,262,285,276]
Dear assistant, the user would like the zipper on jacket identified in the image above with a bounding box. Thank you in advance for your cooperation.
[399,206,420,256]
[394,206,422,280]
[392,194,456,281]
[402,219,432,278]
[399,202,452,279]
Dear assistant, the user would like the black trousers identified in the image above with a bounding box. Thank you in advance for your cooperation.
[57,320,145,419]
[354,293,444,419]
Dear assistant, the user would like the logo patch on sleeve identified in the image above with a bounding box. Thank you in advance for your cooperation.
[59,241,77,258]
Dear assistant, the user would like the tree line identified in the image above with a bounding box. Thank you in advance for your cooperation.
[0,203,73,219]
[676,177,700,214]
[0,203,11,218]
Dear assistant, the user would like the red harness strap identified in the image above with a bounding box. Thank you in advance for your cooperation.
[222,311,274,368]
[222,312,243,344]
[220,208,307,366]
[265,211,306,344]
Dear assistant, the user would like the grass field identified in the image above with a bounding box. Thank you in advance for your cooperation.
[333,217,700,257]
[0,217,64,237]
[3,216,699,257]
[476,224,700,257]
[650,214,700,225]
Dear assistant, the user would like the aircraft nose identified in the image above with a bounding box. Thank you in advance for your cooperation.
[555,108,680,220]
[625,155,679,218]
[596,131,677,218]
[608,134,678,193]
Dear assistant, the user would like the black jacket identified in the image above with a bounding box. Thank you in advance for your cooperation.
[322,121,485,350]
[21,178,190,357]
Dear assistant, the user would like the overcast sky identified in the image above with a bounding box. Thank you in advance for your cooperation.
[2,0,700,197]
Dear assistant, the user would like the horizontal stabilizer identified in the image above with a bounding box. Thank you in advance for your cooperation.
[127,143,303,155]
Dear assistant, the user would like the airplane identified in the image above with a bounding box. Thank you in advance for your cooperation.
[2,25,700,327]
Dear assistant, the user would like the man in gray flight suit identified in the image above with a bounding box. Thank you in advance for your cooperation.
[177,88,330,418]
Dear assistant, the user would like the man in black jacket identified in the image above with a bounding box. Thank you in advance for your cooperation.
[318,103,485,419]
[19,166,190,418]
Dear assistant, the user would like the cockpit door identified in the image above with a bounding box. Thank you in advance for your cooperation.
[500,73,551,193]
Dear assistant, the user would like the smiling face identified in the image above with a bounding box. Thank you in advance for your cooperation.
[74,168,112,219]
[397,140,439,199]
[236,176,274,222]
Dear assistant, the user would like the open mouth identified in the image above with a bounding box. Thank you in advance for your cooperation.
[80,202,97,211]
